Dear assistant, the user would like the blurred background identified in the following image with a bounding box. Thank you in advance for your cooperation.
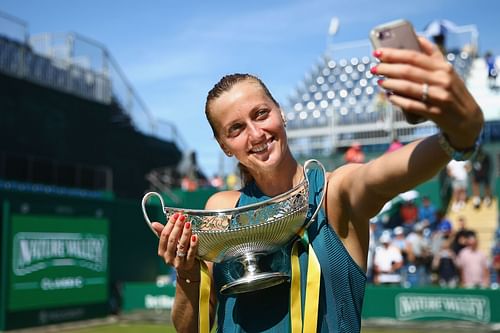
[1,1,500,332]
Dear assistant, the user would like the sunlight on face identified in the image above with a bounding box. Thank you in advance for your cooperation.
[209,79,287,170]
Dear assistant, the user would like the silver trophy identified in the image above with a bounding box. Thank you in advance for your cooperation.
[141,160,326,295]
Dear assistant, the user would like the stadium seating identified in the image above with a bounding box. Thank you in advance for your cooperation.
[0,34,183,199]
[286,50,474,156]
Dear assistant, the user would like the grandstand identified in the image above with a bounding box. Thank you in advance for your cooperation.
[285,25,477,162]
[0,11,186,199]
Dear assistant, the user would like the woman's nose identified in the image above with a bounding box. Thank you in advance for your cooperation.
[247,123,265,140]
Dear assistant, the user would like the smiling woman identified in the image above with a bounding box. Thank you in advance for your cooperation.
[150,39,484,332]
[205,74,292,188]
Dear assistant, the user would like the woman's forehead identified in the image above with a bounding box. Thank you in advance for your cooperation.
[212,80,271,114]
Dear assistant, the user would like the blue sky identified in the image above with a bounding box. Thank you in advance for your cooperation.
[2,0,499,177]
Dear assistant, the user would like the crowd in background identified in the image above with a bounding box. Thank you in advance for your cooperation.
[367,201,500,289]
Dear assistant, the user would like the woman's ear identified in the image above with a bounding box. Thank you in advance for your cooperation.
[280,110,287,127]
[218,141,233,157]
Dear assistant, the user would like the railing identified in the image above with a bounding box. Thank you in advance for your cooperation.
[286,23,477,157]
[0,151,113,199]
[0,11,187,152]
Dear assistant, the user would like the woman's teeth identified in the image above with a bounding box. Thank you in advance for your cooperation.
[252,143,267,153]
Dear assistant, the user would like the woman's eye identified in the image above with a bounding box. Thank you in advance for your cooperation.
[227,124,242,137]
[256,109,269,119]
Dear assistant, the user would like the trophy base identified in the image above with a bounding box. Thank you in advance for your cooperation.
[220,272,289,295]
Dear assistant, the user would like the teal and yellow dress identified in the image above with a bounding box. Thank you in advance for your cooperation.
[213,169,367,332]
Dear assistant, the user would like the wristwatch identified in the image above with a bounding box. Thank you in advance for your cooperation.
[437,131,481,161]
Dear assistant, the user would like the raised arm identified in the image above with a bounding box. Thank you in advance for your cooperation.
[347,36,483,219]
[327,37,483,270]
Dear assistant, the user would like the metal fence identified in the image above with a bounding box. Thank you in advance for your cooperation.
[0,11,187,151]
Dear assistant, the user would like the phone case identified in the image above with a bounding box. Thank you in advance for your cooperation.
[369,19,421,51]
[370,19,425,124]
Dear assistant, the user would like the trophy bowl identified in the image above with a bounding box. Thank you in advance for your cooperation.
[142,160,326,295]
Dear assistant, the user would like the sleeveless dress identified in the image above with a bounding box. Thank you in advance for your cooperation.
[213,169,367,332]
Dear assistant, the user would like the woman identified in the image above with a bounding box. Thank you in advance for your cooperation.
[151,37,483,332]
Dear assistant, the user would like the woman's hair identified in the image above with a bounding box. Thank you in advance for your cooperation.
[204,73,280,186]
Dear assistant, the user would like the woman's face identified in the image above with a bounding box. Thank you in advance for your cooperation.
[209,79,287,173]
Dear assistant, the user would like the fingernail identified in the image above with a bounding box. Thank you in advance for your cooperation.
[191,235,197,242]
[179,215,186,222]
[370,66,378,74]
[377,79,384,86]
[185,222,191,229]
[173,212,179,219]
[373,50,382,58]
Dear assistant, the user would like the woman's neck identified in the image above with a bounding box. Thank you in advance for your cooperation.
[251,154,303,197]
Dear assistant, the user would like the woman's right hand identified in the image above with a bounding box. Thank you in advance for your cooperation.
[151,213,200,280]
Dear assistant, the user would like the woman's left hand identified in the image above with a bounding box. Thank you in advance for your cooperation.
[373,37,483,149]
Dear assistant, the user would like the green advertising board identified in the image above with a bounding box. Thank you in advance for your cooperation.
[363,286,500,324]
[122,282,176,312]
[8,214,109,311]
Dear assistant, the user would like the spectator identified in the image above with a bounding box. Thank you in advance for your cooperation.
[225,172,240,190]
[451,216,474,255]
[391,226,408,257]
[344,141,365,164]
[431,219,453,256]
[181,175,198,192]
[400,200,419,231]
[386,138,403,153]
[456,233,490,288]
[435,209,452,234]
[373,232,403,285]
[210,174,225,190]
[432,239,458,288]
[485,51,498,90]
[470,145,493,209]
[418,196,438,229]
[446,159,470,212]
[406,222,432,286]
[492,239,500,285]
[438,167,452,210]
[391,226,411,286]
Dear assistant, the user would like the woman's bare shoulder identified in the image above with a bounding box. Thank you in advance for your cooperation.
[205,190,241,210]
[326,163,363,188]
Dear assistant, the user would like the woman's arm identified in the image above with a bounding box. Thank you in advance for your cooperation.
[348,37,483,219]
[327,37,483,269]
[171,261,217,332]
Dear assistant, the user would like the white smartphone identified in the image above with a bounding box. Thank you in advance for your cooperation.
[370,19,425,124]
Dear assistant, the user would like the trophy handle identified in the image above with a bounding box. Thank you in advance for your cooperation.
[303,159,328,230]
[141,191,166,238]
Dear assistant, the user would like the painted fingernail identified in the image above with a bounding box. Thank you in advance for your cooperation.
[179,215,186,222]
[373,50,382,58]
[191,235,197,242]
[377,79,384,86]
[370,66,378,74]
[173,212,179,219]
[185,222,191,229]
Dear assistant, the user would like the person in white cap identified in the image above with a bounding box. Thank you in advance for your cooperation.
[373,231,403,285]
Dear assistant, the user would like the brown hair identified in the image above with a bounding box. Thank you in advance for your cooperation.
[204,73,280,186]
